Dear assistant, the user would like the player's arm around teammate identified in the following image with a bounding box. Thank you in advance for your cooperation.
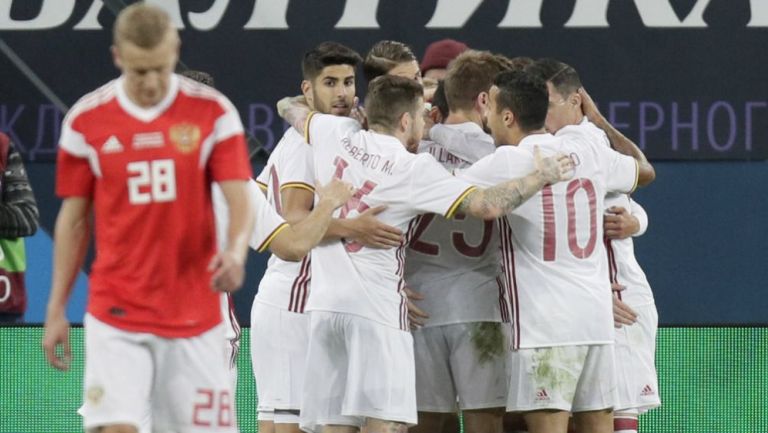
[267,178,355,260]
[578,87,655,186]
[280,100,574,223]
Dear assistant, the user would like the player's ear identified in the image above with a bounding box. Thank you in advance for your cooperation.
[399,111,412,132]
[476,91,489,111]
[503,109,515,127]
[569,92,581,109]
[301,80,313,105]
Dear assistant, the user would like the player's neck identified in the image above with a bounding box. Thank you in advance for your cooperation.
[508,127,547,146]
[444,109,482,128]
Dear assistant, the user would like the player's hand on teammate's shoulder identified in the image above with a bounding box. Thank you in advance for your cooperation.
[42,311,72,371]
[208,250,246,293]
[604,206,640,240]
[316,178,356,209]
[276,95,311,132]
[347,205,403,249]
[533,145,575,185]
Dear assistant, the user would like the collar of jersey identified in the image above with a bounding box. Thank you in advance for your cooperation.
[115,74,180,123]
[517,131,557,149]
[439,122,493,144]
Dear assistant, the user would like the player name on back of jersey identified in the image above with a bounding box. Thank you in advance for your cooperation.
[342,136,394,175]
[426,145,467,165]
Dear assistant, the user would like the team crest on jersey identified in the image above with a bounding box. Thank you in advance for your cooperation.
[169,123,201,154]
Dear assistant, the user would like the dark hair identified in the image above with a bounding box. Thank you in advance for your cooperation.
[181,70,215,87]
[444,50,511,113]
[493,70,548,132]
[302,42,362,81]
[508,56,534,71]
[363,40,417,82]
[432,80,449,119]
[527,58,582,97]
[365,75,424,131]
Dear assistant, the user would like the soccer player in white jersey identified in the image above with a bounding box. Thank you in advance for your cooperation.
[405,50,514,433]
[455,70,655,433]
[529,58,660,433]
[251,42,403,433]
[279,75,574,433]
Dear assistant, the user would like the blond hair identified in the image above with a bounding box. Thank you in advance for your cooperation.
[113,3,174,48]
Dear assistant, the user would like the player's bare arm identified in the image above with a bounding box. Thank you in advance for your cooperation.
[277,95,311,132]
[268,178,355,261]
[578,87,655,187]
[210,180,255,293]
[281,187,402,249]
[43,197,92,371]
[457,147,574,219]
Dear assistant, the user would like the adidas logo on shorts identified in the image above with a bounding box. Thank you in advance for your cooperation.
[535,388,550,401]
[641,384,656,396]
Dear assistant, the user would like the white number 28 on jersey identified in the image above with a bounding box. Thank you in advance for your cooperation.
[127,159,177,204]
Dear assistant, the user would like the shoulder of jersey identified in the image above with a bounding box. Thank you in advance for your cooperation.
[270,127,308,158]
[417,139,438,154]
[64,79,119,124]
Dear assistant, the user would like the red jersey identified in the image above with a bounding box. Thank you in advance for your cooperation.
[55,74,252,337]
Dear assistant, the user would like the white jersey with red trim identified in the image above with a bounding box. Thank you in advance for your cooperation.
[558,118,655,308]
[604,193,655,307]
[254,128,316,312]
[304,113,478,330]
[212,178,289,340]
[405,122,507,326]
[460,131,639,348]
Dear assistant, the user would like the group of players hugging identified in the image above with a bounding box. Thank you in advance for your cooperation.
[42,4,659,433]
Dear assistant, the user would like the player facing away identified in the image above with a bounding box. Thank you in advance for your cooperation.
[251,42,402,433]
[454,70,654,433]
[529,58,660,433]
[405,50,514,433]
[280,75,574,433]
[42,4,257,432]
[363,40,423,84]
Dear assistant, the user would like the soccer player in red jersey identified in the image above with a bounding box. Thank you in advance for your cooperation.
[42,4,255,432]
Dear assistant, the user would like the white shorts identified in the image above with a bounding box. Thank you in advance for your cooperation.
[250,301,309,417]
[507,344,618,413]
[299,311,417,433]
[413,322,510,412]
[81,314,237,433]
[615,304,661,413]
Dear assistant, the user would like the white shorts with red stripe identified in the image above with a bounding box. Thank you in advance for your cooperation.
[507,344,618,413]
[250,300,309,416]
[413,322,510,412]
[80,314,237,433]
[300,311,417,433]
[615,303,661,413]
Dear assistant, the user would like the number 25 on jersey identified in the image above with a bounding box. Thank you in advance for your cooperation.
[127,159,177,204]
